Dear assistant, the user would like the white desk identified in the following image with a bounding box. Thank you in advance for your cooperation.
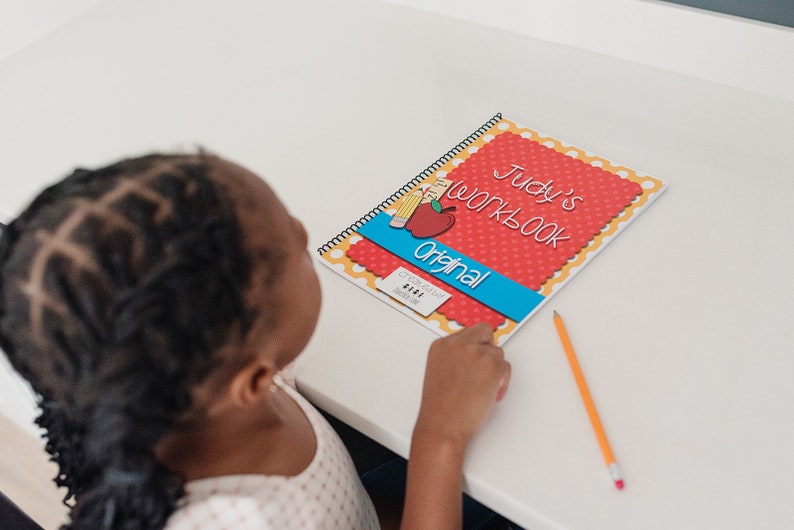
[1,1,793,528]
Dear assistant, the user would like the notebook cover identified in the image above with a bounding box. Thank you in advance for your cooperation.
[317,114,667,344]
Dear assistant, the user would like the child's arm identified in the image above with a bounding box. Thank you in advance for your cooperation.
[401,323,511,529]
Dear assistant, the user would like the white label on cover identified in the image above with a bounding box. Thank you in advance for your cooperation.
[377,267,452,317]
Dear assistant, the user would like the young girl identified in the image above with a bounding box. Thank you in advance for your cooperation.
[0,153,511,529]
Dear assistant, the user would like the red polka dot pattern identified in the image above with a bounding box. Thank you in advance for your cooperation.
[346,131,641,328]
[347,239,505,328]
[436,132,642,290]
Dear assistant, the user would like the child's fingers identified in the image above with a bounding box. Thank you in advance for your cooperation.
[435,321,493,345]
[464,321,496,344]
[496,366,511,402]
[419,324,513,445]
[463,323,505,362]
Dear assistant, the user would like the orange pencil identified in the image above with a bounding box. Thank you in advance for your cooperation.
[553,310,624,490]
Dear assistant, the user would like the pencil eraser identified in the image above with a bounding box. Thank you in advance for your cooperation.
[615,479,625,490]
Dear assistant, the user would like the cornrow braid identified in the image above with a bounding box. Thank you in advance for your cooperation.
[0,154,253,529]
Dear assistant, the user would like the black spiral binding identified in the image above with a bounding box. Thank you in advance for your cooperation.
[317,112,503,255]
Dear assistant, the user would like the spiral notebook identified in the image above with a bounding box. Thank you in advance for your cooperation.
[317,114,667,344]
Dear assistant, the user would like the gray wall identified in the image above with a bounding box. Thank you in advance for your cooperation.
[661,0,794,28]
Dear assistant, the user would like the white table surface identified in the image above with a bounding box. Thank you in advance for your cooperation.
[1,1,793,529]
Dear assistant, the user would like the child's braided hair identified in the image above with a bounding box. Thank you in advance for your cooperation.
[0,153,255,529]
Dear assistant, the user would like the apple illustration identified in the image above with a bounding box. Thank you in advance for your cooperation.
[405,200,456,238]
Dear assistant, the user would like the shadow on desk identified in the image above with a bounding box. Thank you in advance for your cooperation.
[0,491,45,530]
[319,409,524,530]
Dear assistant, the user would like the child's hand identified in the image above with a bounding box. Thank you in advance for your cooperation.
[400,323,511,529]
[414,322,511,449]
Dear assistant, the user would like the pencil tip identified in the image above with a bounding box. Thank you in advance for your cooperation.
[553,310,560,318]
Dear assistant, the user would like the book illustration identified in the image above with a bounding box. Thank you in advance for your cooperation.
[318,115,667,344]
[389,187,424,228]
[391,178,457,236]
[405,198,456,238]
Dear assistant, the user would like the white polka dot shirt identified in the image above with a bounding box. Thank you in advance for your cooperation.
[164,377,380,529]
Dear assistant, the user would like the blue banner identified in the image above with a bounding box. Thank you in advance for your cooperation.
[357,212,544,322]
